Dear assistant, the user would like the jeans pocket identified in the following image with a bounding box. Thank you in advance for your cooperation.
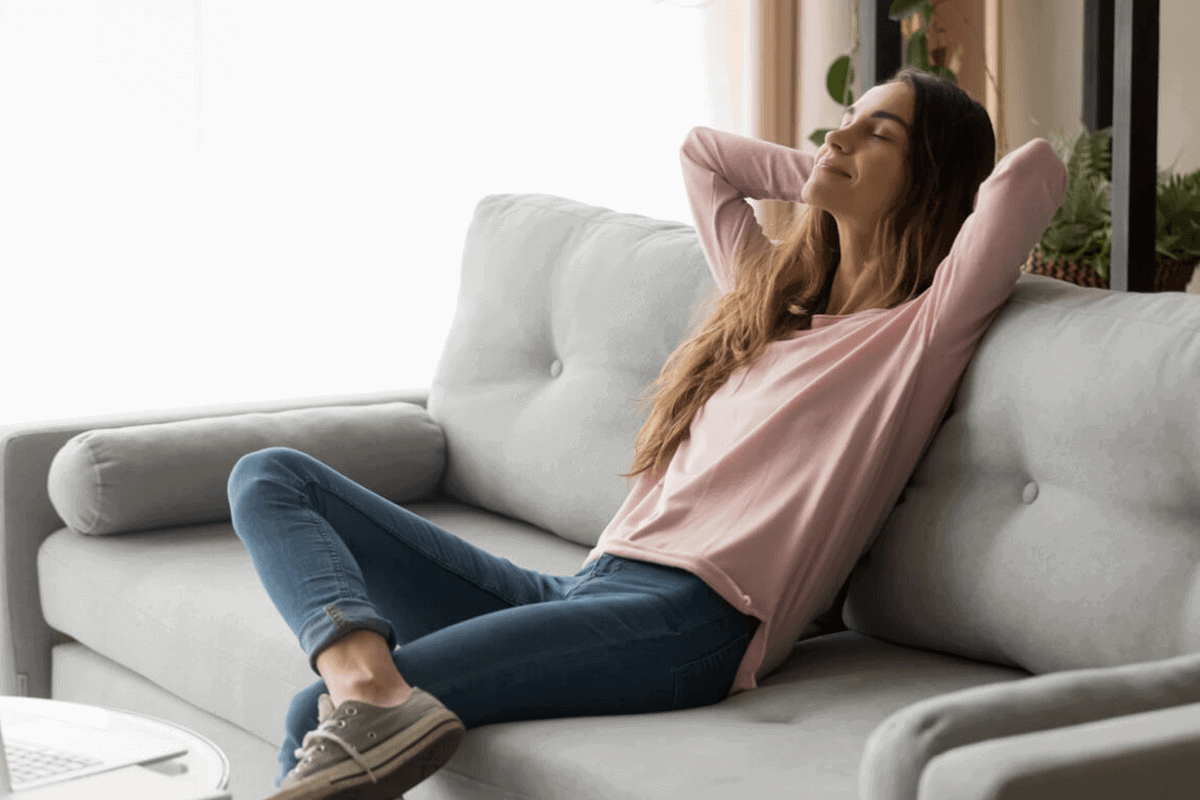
[670,632,751,710]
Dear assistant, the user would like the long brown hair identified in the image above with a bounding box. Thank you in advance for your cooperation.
[619,67,996,483]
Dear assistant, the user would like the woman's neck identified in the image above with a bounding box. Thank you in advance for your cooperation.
[825,273,887,315]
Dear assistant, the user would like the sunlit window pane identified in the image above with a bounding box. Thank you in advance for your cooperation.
[0,0,716,425]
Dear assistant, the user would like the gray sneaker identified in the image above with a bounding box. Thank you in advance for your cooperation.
[268,687,465,800]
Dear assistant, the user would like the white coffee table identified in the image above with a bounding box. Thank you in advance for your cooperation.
[0,696,230,794]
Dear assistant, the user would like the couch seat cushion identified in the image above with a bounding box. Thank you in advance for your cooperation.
[39,496,1030,798]
[36,498,591,745]
[414,631,1029,800]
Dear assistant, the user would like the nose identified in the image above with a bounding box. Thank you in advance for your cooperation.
[824,126,848,152]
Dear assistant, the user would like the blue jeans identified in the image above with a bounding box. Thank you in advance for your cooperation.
[226,447,758,790]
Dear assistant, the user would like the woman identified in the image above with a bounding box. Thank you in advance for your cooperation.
[228,66,1066,800]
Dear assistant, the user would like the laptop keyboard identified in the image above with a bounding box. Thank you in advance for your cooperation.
[6,738,103,785]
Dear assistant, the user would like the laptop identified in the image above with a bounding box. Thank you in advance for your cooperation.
[0,701,229,799]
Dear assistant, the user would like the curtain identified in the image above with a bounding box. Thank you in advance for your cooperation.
[704,0,802,241]
[0,0,730,426]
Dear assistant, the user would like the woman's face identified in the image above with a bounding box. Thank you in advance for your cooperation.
[801,81,915,228]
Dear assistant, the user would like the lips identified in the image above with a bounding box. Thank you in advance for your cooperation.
[818,158,850,177]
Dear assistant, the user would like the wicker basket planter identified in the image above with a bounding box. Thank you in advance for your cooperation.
[1021,248,1200,293]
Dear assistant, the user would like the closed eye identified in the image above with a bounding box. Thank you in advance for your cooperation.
[840,121,889,140]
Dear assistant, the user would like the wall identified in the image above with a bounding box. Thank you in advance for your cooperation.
[797,0,855,157]
[1002,0,1196,175]
[1158,0,1198,175]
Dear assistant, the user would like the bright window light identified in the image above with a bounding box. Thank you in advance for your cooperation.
[0,0,716,426]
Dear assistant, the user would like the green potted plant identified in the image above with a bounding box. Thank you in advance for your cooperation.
[810,0,978,147]
[1023,125,1200,291]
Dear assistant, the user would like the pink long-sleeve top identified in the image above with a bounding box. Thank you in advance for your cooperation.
[583,126,1068,694]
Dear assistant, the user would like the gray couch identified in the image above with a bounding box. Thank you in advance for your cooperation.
[4,191,1200,800]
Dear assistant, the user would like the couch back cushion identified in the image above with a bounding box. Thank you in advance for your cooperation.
[844,274,1200,674]
[428,193,717,547]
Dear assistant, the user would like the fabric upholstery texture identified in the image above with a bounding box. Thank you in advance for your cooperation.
[37,500,590,746]
[46,401,444,535]
[428,193,719,547]
[8,191,1200,798]
[0,388,421,703]
[844,274,1200,676]
[414,632,1027,800]
[37,495,1029,799]
[859,648,1200,800]
[915,700,1200,800]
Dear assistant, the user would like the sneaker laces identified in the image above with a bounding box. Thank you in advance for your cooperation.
[292,712,380,784]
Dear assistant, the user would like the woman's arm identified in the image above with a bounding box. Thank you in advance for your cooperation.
[924,137,1068,350]
[680,126,817,295]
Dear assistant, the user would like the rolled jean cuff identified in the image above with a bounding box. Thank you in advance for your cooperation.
[298,601,397,676]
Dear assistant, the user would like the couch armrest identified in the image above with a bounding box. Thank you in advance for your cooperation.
[859,648,1200,800]
[917,700,1200,800]
[0,388,428,700]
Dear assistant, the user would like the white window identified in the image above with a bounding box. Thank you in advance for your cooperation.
[0,1,716,425]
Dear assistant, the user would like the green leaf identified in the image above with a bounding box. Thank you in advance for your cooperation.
[826,55,855,105]
[905,29,929,70]
[809,128,833,148]
[1154,165,1200,259]
[888,0,926,20]
[1035,125,1126,280]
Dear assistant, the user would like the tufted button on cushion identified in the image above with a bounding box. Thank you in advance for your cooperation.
[427,193,716,547]
[844,278,1200,677]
